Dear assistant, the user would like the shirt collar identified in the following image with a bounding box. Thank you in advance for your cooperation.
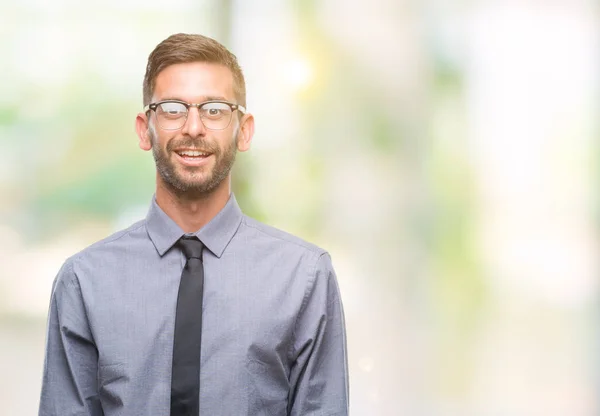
[146,193,243,258]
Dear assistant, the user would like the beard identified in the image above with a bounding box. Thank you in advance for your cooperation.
[149,125,237,198]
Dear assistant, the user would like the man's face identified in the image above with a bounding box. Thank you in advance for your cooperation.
[146,62,241,197]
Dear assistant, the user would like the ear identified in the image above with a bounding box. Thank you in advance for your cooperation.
[236,113,255,152]
[135,112,152,151]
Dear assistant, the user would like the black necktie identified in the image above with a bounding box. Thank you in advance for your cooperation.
[171,236,204,416]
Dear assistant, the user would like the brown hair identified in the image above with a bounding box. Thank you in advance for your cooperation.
[143,33,246,107]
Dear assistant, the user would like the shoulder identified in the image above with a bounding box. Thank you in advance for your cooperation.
[57,219,147,280]
[77,218,146,257]
[238,215,336,295]
[239,215,327,259]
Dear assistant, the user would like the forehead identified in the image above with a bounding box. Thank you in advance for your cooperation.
[153,61,235,102]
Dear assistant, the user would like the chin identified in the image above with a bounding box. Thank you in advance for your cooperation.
[180,176,222,194]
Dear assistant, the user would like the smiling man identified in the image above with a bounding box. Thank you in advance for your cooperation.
[38,34,349,416]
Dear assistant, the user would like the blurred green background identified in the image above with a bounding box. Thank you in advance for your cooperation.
[1,1,599,415]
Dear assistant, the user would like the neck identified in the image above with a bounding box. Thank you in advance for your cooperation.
[155,174,232,233]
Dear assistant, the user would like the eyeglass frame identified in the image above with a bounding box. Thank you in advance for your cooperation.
[143,99,247,131]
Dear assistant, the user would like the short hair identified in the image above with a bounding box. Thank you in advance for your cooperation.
[143,33,246,107]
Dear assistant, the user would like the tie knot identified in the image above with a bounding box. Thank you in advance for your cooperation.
[177,236,204,260]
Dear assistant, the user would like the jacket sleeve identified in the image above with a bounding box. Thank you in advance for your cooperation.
[38,260,103,416]
[287,252,349,416]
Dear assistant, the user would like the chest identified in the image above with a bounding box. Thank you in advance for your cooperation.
[83,252,306,368]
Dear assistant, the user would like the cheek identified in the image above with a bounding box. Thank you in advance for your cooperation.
[213,131,235,151]
[152,133,173,152]
[227,126,240,145]
[149,121,173,148]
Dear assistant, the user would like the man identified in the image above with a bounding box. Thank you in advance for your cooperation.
[38,33,349,416]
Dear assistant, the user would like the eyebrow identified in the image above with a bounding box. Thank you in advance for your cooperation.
[157,96,229,103]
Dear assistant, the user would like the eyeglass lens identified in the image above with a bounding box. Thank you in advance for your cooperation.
[155,102,234,130]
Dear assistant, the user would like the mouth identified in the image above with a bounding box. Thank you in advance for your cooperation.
[173,149,213,167]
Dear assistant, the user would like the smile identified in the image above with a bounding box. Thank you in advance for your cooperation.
[173,149,213,166]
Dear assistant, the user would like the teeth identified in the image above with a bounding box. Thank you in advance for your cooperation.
[179,150,208,157]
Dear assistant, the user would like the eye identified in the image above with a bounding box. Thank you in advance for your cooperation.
[201,103,231,119]
[158,102,187,117]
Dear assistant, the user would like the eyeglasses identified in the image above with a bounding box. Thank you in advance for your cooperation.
[144,99,246,131]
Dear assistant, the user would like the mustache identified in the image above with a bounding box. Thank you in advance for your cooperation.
[165,137,220,155]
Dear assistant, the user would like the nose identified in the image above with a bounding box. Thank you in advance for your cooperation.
[181,107,207,137]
